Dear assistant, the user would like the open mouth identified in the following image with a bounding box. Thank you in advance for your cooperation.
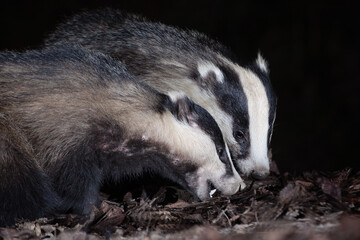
[207,180,217,198]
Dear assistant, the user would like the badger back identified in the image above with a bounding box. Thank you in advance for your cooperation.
[0,46,243,202]
[45,9,277,179]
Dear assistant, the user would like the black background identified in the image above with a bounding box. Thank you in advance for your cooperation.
[1,1,359,174]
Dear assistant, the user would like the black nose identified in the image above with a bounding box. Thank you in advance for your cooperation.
[250,171,269,180]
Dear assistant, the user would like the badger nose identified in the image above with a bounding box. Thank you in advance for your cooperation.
[250,170,269,180]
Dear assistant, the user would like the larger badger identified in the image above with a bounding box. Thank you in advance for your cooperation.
[45,9,277,179]
[0,46,243,227]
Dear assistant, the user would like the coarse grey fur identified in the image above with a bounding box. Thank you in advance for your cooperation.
[45,8,277,179]
[0,45,243,226]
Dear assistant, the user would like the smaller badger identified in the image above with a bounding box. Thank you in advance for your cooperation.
[45,9,277,180]
[0,46,244,227]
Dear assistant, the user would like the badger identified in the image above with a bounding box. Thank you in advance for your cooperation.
[0,46,244,226]
[45,8,277,179]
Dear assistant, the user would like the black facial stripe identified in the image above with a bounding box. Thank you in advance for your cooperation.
[191,102,234,176]
[247,63,277,144]
[213,65,250,159]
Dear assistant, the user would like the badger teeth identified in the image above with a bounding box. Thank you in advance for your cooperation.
[209,189,217,198]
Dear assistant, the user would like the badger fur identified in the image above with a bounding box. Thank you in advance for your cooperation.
[45,9,277,179]
[0,46,243,226]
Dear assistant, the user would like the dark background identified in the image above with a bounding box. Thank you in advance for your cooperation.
[1,1,359,174]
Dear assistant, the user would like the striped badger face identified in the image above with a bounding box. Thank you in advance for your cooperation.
[152,92,245,200]
[196,54,276,179]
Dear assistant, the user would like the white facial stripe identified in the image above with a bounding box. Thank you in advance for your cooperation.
[197,62,224,83]
[238,67,270,174]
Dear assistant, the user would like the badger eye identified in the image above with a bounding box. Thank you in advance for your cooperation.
[217,148,224,157]
[235,131,245,140]
[235,130,247,144]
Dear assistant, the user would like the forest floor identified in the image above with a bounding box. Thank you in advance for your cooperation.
[1,164,359,240]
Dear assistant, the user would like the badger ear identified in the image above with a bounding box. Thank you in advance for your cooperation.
[167,91,200,128]
[173,97,199,128]
[197,61,224,86]
[255,52,269,74]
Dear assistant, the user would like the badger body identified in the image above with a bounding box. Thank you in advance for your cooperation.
[45,9,277,179]
[0,46,243,226]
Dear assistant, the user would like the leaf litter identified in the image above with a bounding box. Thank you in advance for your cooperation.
[1,164,359,240]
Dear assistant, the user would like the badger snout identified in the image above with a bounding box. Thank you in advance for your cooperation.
[206,171,245,199]
[192,170,245,201]
[250,169,269,180]
[236,155,270,179]
[215,174,246,196]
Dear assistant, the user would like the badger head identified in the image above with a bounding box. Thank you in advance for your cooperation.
[232,54,277,180]
[157,92,245,200]
[195,53,276,180]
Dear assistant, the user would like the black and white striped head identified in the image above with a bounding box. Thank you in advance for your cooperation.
[194,54,276,179]
[161,92,245,200]
[237,54,276,179]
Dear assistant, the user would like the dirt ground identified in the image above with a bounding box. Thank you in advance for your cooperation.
[1,164,359,240]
